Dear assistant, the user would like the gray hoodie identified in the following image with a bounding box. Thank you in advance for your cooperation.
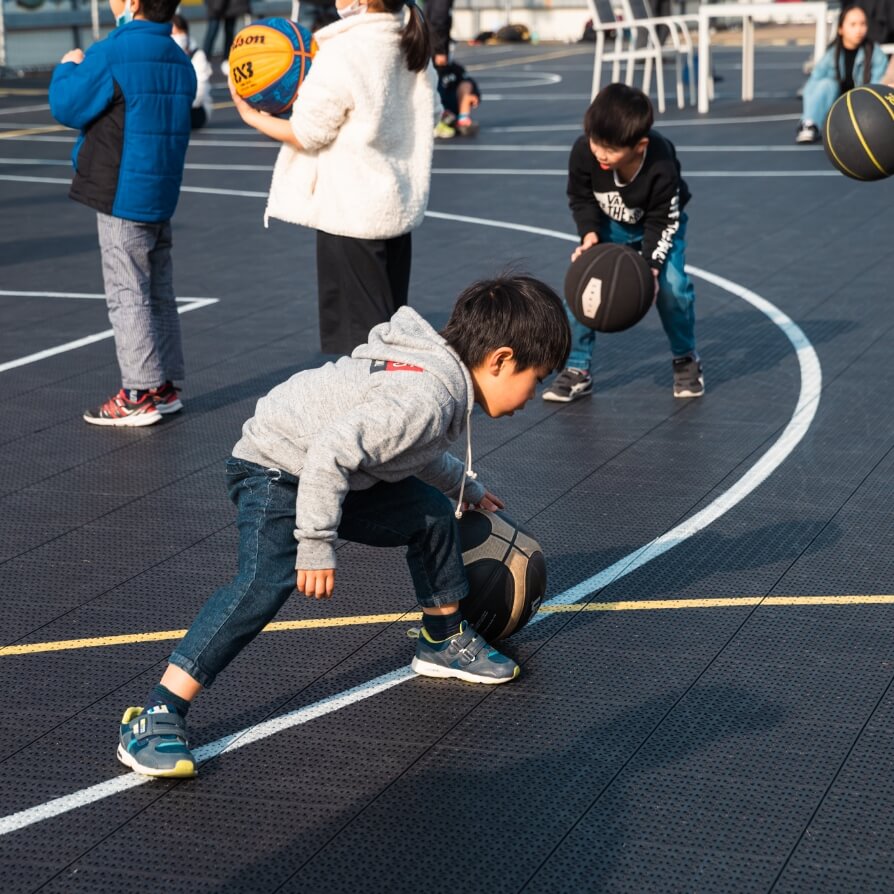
[232,307,486,570]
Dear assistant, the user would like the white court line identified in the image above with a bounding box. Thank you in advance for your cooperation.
[0,296,218,374]
[430,169,838,177]
[0,210,820,837]
[0,145,826,162]
[489,114,801,132]
[0,104,51,116]
[0,112,802,145]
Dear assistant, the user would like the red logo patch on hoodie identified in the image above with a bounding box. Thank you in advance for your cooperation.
[385,361,424,372]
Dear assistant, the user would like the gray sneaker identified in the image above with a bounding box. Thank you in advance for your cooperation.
[673,353,704,398]
[411,621,520,684]
[117,705,197,778]
[542,367,593,403]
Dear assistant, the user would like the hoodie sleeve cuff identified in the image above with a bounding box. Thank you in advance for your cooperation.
[295,538,337,571]
[464,478,486,506]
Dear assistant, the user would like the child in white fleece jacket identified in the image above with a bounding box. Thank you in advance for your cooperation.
[230,0,440,355]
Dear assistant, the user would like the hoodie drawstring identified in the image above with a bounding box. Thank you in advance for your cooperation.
[455,409,477,519]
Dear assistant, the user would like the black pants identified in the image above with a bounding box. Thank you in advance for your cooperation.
[426,0,454,56]
[315,230,412,355]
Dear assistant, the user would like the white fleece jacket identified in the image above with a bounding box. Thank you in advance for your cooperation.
[264,13,440,239]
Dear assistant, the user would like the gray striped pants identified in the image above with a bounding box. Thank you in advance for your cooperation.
[96,212,185,390]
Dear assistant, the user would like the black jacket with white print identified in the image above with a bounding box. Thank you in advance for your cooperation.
[567,129,691,272]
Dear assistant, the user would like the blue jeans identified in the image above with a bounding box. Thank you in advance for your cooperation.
[566,212,697,371]
[170,458,469,687]
[802,77,840,127]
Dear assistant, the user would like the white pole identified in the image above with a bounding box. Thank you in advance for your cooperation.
[91,0,100,41]
[0,0,7,70]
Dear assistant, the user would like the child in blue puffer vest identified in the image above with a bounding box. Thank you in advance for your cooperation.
[49,0,196,427]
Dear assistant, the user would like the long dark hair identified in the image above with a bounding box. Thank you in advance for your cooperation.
[832,5,875,88]
[377,0,431,72]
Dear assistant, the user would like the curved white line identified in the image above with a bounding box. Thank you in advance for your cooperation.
[0,212,821,838]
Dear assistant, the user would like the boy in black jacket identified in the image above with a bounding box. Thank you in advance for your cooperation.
[544,83,703,403]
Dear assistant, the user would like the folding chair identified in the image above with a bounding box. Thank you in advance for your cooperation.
[621,0,697,109]
[586,0,668,111]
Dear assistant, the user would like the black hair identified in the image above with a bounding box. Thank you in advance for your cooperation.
[171,12,188,31]
[583,83,654,148]
[441,274,571,373]
[374,0,431,72]
[831,5,875,89]
[141,0,180,23]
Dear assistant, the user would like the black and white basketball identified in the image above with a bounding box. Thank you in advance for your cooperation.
[564,242,653,332]
[456,509,546,640]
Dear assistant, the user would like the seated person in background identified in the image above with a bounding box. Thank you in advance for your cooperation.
[433,53,481,138]
[172,15,213,129]
[796,4,890,144]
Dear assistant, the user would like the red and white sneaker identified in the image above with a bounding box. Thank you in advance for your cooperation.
[149,380,183,415]
[83,389,162,427]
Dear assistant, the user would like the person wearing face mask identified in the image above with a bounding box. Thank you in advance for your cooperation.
[228,0,441,355]
[795,4,892,144]
[172,13,213,129]
[49,0,197,426]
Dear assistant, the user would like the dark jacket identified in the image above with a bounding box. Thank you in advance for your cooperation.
[567,130,691,271]
[49,20,196,223]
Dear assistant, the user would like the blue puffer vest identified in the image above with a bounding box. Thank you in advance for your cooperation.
[49,20,196,223]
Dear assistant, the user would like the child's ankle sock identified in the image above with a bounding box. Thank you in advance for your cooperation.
[423,609,463,642]
[145,683,192,717]
[457,113,472,126]
[125,387,150,402]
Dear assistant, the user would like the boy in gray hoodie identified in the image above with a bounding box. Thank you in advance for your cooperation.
[116,274,571,779]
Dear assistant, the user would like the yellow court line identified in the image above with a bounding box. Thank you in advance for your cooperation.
[3,596,894,657]
[0,125,69,140]
[0,89,49,97]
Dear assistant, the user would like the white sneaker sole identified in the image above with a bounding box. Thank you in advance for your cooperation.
[83,411,162,427]
[116,743,197,778]
[155,398,183,414]
[542,388,592,403]
[411,656,520,684]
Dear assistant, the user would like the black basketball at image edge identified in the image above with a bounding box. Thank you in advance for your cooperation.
[456,509,547,641]
[824,84,894,181]
[564,242,654,332]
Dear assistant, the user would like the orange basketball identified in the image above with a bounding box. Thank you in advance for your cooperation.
[229,18,316,115]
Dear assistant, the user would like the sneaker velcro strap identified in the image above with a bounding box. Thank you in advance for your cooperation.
[129,712,188,743]
[451,633,487,665]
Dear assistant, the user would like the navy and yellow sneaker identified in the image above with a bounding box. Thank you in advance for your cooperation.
[411,621,520,684]
[117,706,197,778]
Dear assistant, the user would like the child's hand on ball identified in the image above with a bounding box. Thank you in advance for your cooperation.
[462,490,504,513]
[571,232,599,262]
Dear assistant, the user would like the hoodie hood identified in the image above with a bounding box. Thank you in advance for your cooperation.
[352,306,477,446]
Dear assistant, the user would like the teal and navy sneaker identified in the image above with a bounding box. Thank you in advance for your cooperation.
[411,621,520,684]
[117,705,197,778]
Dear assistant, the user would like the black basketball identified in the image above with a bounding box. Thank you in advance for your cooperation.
[564,242,653,332]
[456,509,546,641]
[824,84,894,181]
